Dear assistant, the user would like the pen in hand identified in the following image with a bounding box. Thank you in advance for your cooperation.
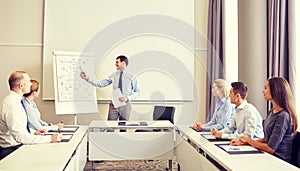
[58,121,63,133]
[210,128,217,134]
[79,66,83,72]
[57,122,63,142]
[56,120,64,130]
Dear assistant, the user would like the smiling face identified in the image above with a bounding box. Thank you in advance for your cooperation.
[115,58,125,70]
[263,80,272,101]
[229,87,239,105]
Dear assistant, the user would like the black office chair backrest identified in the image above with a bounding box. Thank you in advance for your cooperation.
[292,132,300,168]
[153,106,175,124]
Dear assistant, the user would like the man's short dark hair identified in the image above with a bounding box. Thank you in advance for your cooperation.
[231,82,248,99]
[116,55,128,66]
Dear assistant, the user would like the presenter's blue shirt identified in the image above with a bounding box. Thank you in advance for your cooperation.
[87,70,140,101]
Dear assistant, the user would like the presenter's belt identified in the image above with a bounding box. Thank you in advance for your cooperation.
[109,100,130,107]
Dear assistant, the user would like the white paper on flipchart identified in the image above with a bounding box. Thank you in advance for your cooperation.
[112,88,126,108]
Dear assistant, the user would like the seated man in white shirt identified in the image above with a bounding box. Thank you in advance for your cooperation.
[0,71,62,160]
[211,82,264,140]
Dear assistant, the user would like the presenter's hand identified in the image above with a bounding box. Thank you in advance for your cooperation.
[80,72,89,80]
[118,97,128,102]
[51,133,63,143]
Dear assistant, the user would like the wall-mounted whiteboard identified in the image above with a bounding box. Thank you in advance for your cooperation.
[43,0,195,101]
[53,51,98,114]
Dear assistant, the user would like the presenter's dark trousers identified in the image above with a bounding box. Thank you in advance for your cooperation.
[0,144,22,160]
[108,101,131,121]
[108,101,131,132]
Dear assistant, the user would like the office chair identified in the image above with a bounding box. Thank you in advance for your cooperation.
[135,106,175,132]
[153,106,175,124]
[292,131,300,168]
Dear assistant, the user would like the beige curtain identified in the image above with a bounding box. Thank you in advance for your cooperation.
[267,0,296,109]
[206,0,225,121]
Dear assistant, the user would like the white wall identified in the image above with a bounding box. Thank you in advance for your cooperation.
[0,0,208,125]
[238,0,268,118]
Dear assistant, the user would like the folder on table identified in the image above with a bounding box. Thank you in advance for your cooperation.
[189,126,210,132]
[201,133,231,142]
[216,144,263,154]
[50,126,79,133]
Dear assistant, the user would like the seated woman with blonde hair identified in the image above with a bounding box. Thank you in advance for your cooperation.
[22,80,63,133]
[193,79,234,131]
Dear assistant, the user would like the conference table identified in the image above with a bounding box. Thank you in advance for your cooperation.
[1,123,299,171]
[0,126,88,171]
[175,125,300,171]
[88,120,175,170]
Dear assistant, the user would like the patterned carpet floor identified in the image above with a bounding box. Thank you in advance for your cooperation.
[84,159,178,171]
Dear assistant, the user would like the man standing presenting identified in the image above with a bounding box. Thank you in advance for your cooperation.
[80,55,140,121]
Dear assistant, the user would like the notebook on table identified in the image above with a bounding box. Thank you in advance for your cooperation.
[200,133,231,142]
[215,143,263,154]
